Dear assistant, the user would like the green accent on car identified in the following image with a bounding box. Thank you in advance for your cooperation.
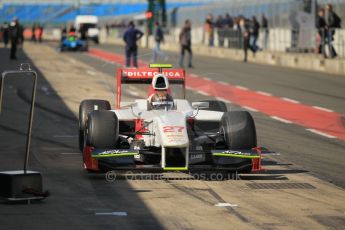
[92,153,138,158]
[163,167,188,171]
[212,152,260,159]
[149,63,173,68]
[91,149,139,158]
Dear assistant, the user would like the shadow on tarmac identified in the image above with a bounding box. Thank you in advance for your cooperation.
[0,46,164,229]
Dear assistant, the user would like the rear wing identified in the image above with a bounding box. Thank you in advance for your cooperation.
[116,67,186,109]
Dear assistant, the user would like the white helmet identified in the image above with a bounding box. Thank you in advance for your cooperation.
[151,74,169,90]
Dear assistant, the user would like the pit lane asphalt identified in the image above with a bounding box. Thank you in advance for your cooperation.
[0,43,344,230]
[68,43,345,188]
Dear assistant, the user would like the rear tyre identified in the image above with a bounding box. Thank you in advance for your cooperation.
[86,110,119,149]
[200,100,227,112]
[79,99,111,151]
[221,111,256,149]
[220,111,257,173]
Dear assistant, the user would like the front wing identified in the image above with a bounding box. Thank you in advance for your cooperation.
[83,147,263,172]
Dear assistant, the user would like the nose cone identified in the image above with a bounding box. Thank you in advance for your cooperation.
[156,112,189,147]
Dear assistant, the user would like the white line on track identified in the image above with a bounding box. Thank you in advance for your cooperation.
[128,91,140,96]
[53,135,78,138]
[281,97,300,104]
[86,70,96,76]
[243,106,258,112]
[215,203,238,207]
[270,116,292,124]
[263,152,281,156]
[95,212,127,216]
[217,81,228,86]
[185,86,193,90]
[202,76,211,81]
[197,90,210,96]
[312,106,334,113]
[257,91,272,96]
[236,86,248,90]
[188,74,199,78]
[306,129,336,139]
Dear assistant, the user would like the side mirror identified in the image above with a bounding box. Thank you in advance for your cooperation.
[191,101,209,109]
[189,104,200,118]
[130,105,142,118]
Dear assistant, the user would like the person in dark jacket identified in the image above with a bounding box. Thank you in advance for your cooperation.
[250,16,260,53]
[261,14,269,49]
[325,4,340,58]
[316,8,327,56]
[79,24,87,40]
[151,21,167,62]
[61,26,67,42]
[2,22,9,48]
[9,17,20,60]
[179,19,193,68]
[31,23,36,42]
[123,21,144,67]
[215,15,225,47]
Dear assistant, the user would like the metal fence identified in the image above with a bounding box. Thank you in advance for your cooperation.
[170,0,345,28]
[161,26,345,58]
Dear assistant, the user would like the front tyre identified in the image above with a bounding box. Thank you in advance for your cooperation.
[220,111,257,173]
[79,99,111,151]
[86,110,119,149]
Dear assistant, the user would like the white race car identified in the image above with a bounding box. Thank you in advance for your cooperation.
[79,64,262,173]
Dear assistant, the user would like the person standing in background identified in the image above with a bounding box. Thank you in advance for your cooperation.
[250,16,260,53]
[223,13,233,28]
[38,25,43,43]
[2,22,9,48]
[79,24,87,40]
[31,23,36,42]
[204,14,214,46]
[316,8,327,57]
[123,21,143,68]
[179,19,193,68]
[9,17,20,60]
[151,22,167,63]
[261,14,269,50]
[105,23,110,36]
[61,26,67,42]
[240,17,250,62]
[215,15,224,47]
[35,25,43,43]
[325,4,341,58]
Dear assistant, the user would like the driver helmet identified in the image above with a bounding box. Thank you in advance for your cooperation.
[149,74,173,110]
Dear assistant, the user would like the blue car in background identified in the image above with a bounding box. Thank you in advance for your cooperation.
[60,33,88,52]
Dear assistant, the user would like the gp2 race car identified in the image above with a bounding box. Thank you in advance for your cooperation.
[60,32,88,52]
[79,64,263,173]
